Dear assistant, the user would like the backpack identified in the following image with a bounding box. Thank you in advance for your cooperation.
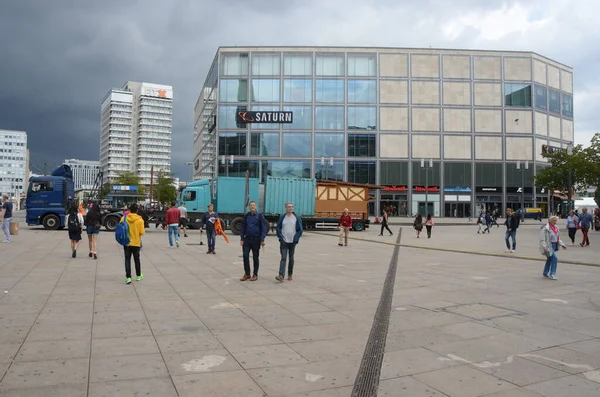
[68,214,80,232]
[115,215,130,246]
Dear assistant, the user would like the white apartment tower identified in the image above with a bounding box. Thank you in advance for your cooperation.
[100,82,173,185]
[0,129,27,203]
[63,159,101,190]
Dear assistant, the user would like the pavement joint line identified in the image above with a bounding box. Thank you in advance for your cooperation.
[308,231,600,268]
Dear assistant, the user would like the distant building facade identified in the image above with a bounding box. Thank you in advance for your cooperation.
[64,159,101,190]
[0,129,27,204]
[100,81,173,185]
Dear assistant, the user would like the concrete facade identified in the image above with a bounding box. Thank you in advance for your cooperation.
[193,47,574,217]
[0,129,27,204]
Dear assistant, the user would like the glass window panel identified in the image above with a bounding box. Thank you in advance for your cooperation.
[548,89,560,113]
[475,163,502,187]
[250,105,279,129]
[411,161,441,186]
[220,53,249,76]
[282,133,312,157]
[315,79,344,103]
[315,106,344,130]
[348,134,376,157]
[315,133,344,157]
[380,162,409,185]
[250,133,279,156]
[263,160,311,179]
[348,54,376,77]
[348,80,377,103]
[218,160,254,178]
[534,85,547,111]
[314,160,344,181]
[282,106,312,130]
[444,162,472,186]
[218,133,246,156]
[561,93,573,118]
[505,83,532,107]
[218,105,247,129]
[348,161,376,184]
[283,79,312,102]
[250,79,280,102]
[316,54,344,76]
[219,79,248,102]
[251,53,280,75]
[283,53,312,76]
[347,107,376,130]
[506,163,533,187]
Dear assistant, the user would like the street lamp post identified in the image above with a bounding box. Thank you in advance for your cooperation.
[516,160,529,214]
[567,145,573,213]
[421,159,433,216]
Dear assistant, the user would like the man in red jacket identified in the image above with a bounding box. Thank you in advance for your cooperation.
[165,201,180,248]
[338,208,352,247]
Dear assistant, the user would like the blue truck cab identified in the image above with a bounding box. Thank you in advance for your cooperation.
[180,177,259,214]
[26,165,75,230]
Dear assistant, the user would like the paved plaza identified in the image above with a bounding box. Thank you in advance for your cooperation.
[0,220,599,396]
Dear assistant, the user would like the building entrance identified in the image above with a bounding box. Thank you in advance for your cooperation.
[444,203,471,218]
[418,202,435,216]
[380,194,408,217]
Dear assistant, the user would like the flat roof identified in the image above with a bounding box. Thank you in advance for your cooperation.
[217,45,572,70]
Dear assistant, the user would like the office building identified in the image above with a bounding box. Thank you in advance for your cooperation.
[100,82,173,185]
[194,47,574,217]
[0,129,28,205]
[64,159,101,190]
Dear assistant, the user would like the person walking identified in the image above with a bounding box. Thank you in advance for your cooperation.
[240,201,267,282]
[338,208,352,246]
[66,205,84,257]
[178,202,188,238]
[477,212,485,234]
[166,201,180,248]
[566,210,579,246]
[414,214,423,238]
[122,204,146,284]
[202,204,219,254]
[85,202,102,259]
[540,215,567,280]
[504,208,519,253]
[425,214,434,238]
[379,209,393,236]
[0,195,13,243]
[578,207,593,247]
[275,202,303,282]
[484,212,493,234]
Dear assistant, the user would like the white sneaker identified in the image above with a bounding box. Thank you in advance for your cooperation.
[2,240,10,243]
[505,249,511,253]
[549,275,557,280]
[168,246,173,249]
[176,241,179,247]
[510,250,515,253]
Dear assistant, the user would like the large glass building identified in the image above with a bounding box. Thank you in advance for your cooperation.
[193,47,574,217]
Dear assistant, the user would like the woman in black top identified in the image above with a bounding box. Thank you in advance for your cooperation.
[379,209,393,236]
[85,203,102,259]
[414,214,423,238]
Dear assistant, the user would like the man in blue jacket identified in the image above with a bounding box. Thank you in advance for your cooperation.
[275,202,303,282]
[240,201,267,281]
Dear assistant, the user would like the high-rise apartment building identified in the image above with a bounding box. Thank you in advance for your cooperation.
[0,129,28,203]
[100,82,173,185]
[64,159,101,190]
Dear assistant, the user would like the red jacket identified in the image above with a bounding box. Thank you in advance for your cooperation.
[166,207,180,225]
[339,214,352,227]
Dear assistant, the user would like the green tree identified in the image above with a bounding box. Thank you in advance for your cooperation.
[113,172,146,196]
[154,173,177,204]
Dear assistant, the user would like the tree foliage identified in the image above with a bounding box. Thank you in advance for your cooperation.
[535,132,600,201]
[113,172,146,196]
[153,173,177,204]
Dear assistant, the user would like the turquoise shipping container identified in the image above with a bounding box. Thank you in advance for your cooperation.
[264,176,316,217]
[215,177,259,214]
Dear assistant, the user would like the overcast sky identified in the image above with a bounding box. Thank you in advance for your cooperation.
[0,0,597,180]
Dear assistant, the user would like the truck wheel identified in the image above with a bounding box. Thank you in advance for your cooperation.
[353,221,365,232]
[42,214,60,230]
[230,217,244,235]
[104,216,120,232]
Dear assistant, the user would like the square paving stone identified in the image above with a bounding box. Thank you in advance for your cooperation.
[92,310,147,324]
[16,339,90,362]
[480,389,544,397]
[91,336,159,357]
[440,303,524,321]
[0,383,88,396]
[380,347,459,379]
[267,325,340,344]
[0,314,38,328]
[519,347,600,374]
[562,339,600,357]
[203,316,264,332]
[0,327,29,345]
[475,356,570,386]
[230,343,308,369]
[526,374,600,397]
[155,332,223,353]
[92,320,152,339]
[172,370,266,397]
[88,377,178,397]
[378,376,452,396]
[89,353,168,383]
[26,323,92,342]
[148,319,208,335]
[163,349,242,376]
[414,365,514,397]
[0,343,21,363]
[1,358,89,389]
[215,330,282,349]
[287,338,365,362]
[438,321,506,339]
[279,386,354,396]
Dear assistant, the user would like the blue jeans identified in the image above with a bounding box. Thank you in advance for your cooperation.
[206,229,216,251]
[505,230,517,250]
[279,241,296,277]
[168,224,179,246]
[2,217,11,241]
[543,242,558,276]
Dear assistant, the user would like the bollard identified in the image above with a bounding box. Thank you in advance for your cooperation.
[199,228,204,245]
